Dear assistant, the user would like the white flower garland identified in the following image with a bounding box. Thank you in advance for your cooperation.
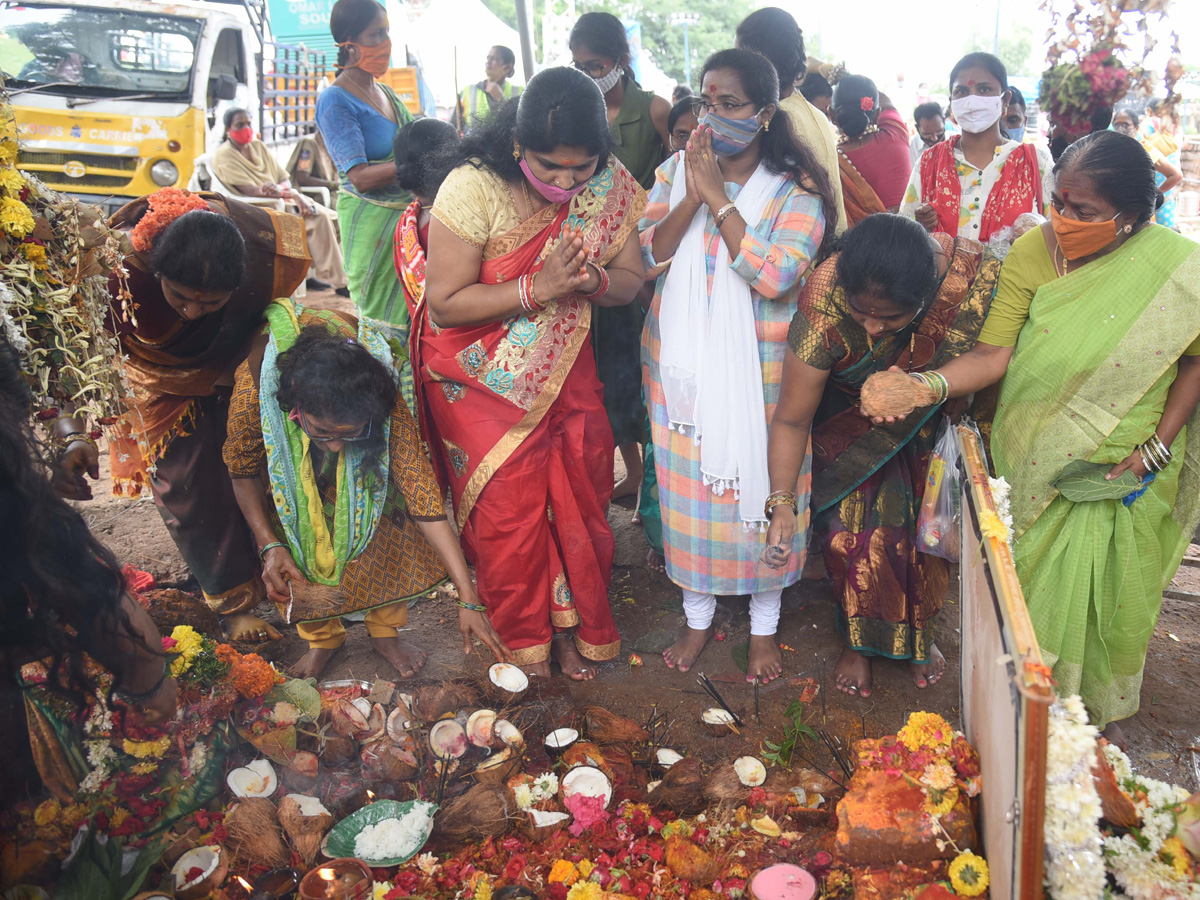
[1044,697,1107,900]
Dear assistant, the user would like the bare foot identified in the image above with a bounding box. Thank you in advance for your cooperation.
[910,643,947,689]
[646,550,666,573]
[227,613,283,643]
[611,476,639,501]
[521,660,552,678]
[835,646,872,698]
[289,646,338,679]
[747,634,784,683]
[663,626,713,672]
[632,509,642,525]
[1101,721,1129,752]
[370,635,427,678]
[613,443,643,501]
[552,635,597,681]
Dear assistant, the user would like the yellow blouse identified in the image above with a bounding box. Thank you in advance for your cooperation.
[430,162,520,249]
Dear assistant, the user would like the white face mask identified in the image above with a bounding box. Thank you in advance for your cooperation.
[592,65,622,94]
[951,94,1003,134]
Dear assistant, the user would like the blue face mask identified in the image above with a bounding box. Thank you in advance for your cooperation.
[699,109,762,156]
[1005,126,1025,143]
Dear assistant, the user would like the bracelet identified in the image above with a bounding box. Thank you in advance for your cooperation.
[910,371,949,405]
[764,490,799,519]
[1144,440,1169,473]
[112,658,169,704]
[582,261,610,300]
[518,273,545,313]
[53,432,97,456]
[457,600,488,612]
[259,541,288,559]
[1149,432,1172,466]
[714,203,737,227]
[1138,446,1158,475]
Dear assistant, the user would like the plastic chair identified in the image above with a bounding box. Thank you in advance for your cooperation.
[189,153,285,210]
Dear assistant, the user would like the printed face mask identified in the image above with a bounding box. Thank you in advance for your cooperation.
[950,94,1003,134]
[1050,207,1122,260]
[699,109,762,156]
[228,126,254,145]
[341,38,392,78]
[591,64,622,94]
[519,157,589,204]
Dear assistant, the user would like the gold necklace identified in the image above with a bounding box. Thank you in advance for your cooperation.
[521,179,533,217]
[1053,243,1068,278]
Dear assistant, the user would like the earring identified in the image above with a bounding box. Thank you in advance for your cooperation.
[1123,223,1133,234]
[513,145,521,161]
[764,119,770,132]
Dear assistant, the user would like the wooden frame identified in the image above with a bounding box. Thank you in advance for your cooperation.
[957,424,1054,900]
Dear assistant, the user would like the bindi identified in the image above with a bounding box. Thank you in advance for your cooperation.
[559,159,579,167]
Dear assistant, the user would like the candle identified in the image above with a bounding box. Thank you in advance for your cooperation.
[236,875,271,900]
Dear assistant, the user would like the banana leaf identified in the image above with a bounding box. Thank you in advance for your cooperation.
[1051,459,1142,502]
[52,828,164,900]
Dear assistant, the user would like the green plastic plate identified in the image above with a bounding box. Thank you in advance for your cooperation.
[324,799,437,866]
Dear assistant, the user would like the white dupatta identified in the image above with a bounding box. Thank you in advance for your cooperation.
[657,161,787,528]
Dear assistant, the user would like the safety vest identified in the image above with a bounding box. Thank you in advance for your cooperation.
[458,81,521,132]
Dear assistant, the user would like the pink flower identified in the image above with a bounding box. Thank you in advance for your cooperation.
[860,97,875,112]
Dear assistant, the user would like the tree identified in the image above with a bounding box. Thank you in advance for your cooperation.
[480,0,757,87]
[963,23,1036,78]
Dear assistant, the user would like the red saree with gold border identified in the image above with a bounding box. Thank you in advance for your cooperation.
[413,164,645,666]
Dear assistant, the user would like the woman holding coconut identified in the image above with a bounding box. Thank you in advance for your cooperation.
[858,131,1200,745]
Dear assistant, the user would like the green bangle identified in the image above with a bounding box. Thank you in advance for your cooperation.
[457,600,488,612]
[259,541,288,560]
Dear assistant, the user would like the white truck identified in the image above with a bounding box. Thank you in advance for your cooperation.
[0,0,327,213]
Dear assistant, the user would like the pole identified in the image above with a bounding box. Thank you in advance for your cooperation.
[683,23,691,87]
[514,0,536,83]
[993,0,1000,56]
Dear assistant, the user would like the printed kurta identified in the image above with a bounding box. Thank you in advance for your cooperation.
[640,153,824,595]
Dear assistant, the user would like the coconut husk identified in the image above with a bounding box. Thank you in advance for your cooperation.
[648,757,706,815]
[859,370,935,418]
[665,834,721,885]
[474,748,522,786]
[320,772,368,819]
[281,750,320,793]
[139,589,222,638]
[361,737,419,782]
[224,798,289,868]
[603,745,636,787]
[702,763,752,807]
[277,795,333,867]
[584,706,650,744]
[763,767,841,798]
[415,682,480,722]
[434,783,512,841]
[161,825,202,866]
[562,742,612,778]
[318,731,358,767]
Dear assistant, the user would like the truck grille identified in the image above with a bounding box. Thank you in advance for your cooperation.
[18,149,136,190]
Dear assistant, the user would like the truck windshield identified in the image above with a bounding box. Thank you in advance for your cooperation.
[0,3,201,96]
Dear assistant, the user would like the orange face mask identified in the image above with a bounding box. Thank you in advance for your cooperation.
[1050,206,1121,260]
[339,38,392,78]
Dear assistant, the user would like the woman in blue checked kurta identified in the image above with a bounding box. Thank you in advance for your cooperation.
[639,50,837,683]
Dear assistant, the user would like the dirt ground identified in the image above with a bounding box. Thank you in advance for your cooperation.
[72,286,1200,791]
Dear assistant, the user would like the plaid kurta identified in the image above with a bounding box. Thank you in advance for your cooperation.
[639,154,824,595]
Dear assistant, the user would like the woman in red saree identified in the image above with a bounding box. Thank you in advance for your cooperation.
[418,67,647,678]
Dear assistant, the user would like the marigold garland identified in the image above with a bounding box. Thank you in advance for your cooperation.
[215,643,281,699]
[122,735,171,759]
[129,187,210,253]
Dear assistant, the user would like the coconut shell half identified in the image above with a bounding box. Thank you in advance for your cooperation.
[434,783,511,841]
[584,706,650,744]
[648,757,705,815]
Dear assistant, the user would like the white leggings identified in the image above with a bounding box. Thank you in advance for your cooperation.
[682,588,782,636]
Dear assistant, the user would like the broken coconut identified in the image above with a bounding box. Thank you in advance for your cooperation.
[648,757,705,815]
[226,759,277,799]
[655,748,685,771]
[415,682,479,722]
[434,783,510,841]
[330,698,373,740]
[735,756,767,787]
[277,794,333,867]
[429,719,469,760]
[473,747,519,785]
[386,707,414,744]
[701,707,737,736]
[171,846,228,900]
[224,798,289,868]
[486,663,529,704]
[494,719,525,751]
[466,709,497,748]
[584,706,650,744]
[521,808,570,840]
[561,765,613,809]
[544,727,579,758]
[362,736,419,782]
[281,751,320,794]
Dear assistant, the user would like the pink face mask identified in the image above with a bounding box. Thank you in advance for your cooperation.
[519,157,589,204]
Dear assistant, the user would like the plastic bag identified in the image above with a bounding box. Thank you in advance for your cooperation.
[917,418,962,561]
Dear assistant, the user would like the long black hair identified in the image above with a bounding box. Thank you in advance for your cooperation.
[699,49,839,260]
[569,12,636,82]
[1054,129,1160,226]
[835,213,939,313]
[436,66,611,185]
[831,74,879,140]
[0,337,140,710]
[274,326,395,475]
[734,7,807,89]
[330,0,384,68]
[150,210,246,293]
[395,116,459,202]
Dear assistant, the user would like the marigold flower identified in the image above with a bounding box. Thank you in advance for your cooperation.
[33,799,61,827]
[897,711,954,752]
[948,851,989,896]
[21,241,47,269]
[122,735,171,758]
[565,884,601,900]
[1,195,34,237]
[0,165,24,195]
[548,859,579,885]
[0,139,17,166]
[130,187,209,253]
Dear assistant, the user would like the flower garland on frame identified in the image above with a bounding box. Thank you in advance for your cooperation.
[1043,696,1106,900]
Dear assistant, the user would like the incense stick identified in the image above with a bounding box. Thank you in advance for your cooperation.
[696,672,744,727]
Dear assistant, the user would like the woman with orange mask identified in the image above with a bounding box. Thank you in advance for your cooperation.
[315,0,417,413]
[860,130,1200,749]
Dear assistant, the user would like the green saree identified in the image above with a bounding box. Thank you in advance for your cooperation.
[992,225,1200,728]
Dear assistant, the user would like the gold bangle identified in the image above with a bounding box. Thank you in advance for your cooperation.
[714,202,737,227]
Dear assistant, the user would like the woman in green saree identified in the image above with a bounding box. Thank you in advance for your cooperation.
[316,0,416,412]
[864,130,1200,744]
